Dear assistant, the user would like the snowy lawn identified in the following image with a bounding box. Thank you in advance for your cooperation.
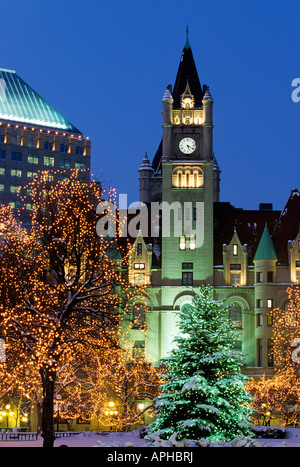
[0,428,300,447]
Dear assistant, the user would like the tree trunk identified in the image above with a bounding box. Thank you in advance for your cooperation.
[41,368,56,447]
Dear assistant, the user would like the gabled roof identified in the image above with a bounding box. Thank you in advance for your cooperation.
[0,68,81,133]
[254,224,277,261]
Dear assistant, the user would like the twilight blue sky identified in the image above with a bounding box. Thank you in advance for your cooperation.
[1,0,300,210]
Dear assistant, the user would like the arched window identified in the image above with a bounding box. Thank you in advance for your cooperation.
[172,166,204,189]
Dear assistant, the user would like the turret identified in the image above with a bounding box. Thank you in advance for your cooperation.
[138,151,153,203]
[202,87,213,161]
[161,85,173,162]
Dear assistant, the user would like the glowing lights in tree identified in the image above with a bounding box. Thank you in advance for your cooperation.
[0,170,146,446]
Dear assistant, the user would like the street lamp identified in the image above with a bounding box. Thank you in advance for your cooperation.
[104,401,118,431]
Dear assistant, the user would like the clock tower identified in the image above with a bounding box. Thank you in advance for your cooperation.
[159,30,217,286]
[136,29,221,361]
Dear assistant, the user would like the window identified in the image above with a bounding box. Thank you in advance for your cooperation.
[256,299,262,309]
[233,244,238,256]
[256,314,263,327]
[267,313,273,327]
[0,135,5,144]
[11,151,22,162]
[132,340,145,359]
[0,168,4,176]
[44,156,54,167]
[0,184,4,192]
[296,270,300,283]
[267,339,274,367]
[60,143,69,153]
[256,272,263,283]
[132,305,145,329]
[10,184,21,193]
[267,299,273,309]
[28,155,38,164]
[230,272,240,287]
[179,235,186,250]
[230,264,241,271]
[75,162,86,170]
[257,339,263,367]
[267,271,274,282]
[27,138,37,148]
[44,141,53,151]
[136,243,142,255]
[189,235,196,250]
[134,263,145,270]
[229,304,242,328]
[182,272,193,286]
[182,263,193,270]
[0,150,5,160]
[75,146,84,155]
[60,159,70,169]
[27,171,38,180]
[11,169,22,178]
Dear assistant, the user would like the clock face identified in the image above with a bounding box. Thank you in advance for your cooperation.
[179,137,196,154]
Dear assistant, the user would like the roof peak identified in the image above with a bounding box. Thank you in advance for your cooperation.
[254,223,277,261]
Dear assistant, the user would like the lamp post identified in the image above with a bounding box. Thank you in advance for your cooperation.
[104,401,118,431]
[54,394,62,432]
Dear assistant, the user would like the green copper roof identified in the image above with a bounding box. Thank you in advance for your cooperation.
[0,68,81,133]
[254,224,277,261]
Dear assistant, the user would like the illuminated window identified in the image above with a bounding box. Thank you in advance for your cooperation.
[11,168,22,177]
[134,263,145,270]
[267,299,273,309]
[230,273,240,287]
[60,159,70,169]
[179,235,186,250]
[233,244,238,256]
[75,162,86,170]
[44,156,54,166]
[172,166,204,189]
[189,235,196,250]
[0,168,5,176]
[10,184,21,193]
[28,155,38,164]
[0,184,4,192]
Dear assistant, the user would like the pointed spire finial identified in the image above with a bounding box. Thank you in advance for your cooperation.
[184,25,191,49]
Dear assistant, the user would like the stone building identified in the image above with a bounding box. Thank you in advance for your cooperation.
[127,30,300,378]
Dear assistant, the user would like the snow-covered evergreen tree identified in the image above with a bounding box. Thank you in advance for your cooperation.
[149,286,253,442]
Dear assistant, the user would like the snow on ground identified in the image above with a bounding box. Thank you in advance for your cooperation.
[1,428,300,447]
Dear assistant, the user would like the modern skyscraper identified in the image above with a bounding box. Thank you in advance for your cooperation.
[0,68,90,209]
